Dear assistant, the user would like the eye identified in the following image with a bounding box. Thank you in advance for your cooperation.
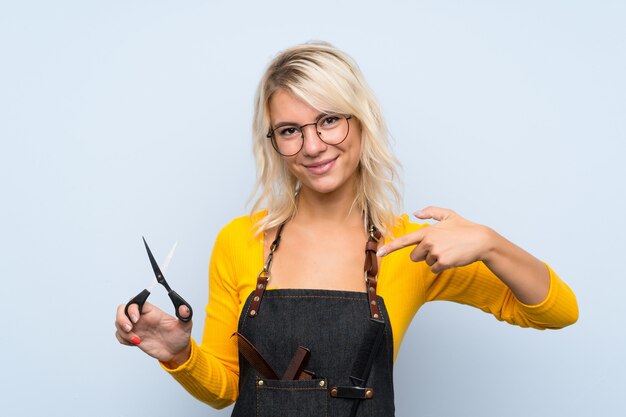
[319,114,341,128]
[277,126,300,138]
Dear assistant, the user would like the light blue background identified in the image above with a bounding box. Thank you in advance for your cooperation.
[1,1,624,416]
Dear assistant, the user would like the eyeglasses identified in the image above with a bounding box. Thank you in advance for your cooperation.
[266,114,352,157]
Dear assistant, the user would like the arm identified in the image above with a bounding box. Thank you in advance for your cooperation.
[481,227,549,305]
[379,207,578,329]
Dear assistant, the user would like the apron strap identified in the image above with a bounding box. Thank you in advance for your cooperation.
[365,225,382,320]
[247,223,284,317]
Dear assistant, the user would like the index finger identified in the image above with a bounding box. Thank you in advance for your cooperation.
[377,229,426,257]
[124,303,141,324]
[124,288,150,322]
[116,303,135,332]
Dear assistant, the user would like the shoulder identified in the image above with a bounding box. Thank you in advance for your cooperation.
[220,211,265,234]
[215,211,267,248]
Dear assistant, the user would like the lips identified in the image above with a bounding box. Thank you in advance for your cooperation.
[303,157,337,175]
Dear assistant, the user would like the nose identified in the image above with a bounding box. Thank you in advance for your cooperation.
[301,124,327,157]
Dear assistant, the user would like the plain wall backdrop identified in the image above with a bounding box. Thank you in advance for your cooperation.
[1,1,624,416]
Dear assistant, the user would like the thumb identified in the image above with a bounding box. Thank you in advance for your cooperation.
[414,206,454,222]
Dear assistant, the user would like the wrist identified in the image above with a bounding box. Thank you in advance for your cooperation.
[480,226,502,264]
[162,342,192,369]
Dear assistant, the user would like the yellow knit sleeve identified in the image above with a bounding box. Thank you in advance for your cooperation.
[423,258,579,330]
[160,220,244,408]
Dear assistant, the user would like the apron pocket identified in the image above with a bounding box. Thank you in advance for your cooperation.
[256,377,328,417]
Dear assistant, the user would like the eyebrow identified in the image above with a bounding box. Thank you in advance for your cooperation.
[272,112,328,130]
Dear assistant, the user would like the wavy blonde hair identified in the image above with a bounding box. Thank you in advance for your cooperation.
[249,42,402,236]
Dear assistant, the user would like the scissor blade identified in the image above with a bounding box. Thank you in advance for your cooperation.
[142,236,166,285]
[145,242,177,290]
[161,241,178,273]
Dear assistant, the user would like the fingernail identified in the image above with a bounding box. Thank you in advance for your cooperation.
[130,314,138,324]
[131,336,141,345]
[376,249,387,257]
[123,323,132,332]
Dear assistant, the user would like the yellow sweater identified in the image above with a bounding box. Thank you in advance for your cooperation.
[163,214,578,409]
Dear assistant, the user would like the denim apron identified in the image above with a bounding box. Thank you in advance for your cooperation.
[231,224,396,417]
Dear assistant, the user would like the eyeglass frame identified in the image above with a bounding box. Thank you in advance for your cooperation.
[265,114,353,157]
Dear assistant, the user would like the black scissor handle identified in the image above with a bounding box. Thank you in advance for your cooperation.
[124,288,151,320]
[168,290,193,322]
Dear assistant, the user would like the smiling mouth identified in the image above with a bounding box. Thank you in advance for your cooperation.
[303,157,337,174]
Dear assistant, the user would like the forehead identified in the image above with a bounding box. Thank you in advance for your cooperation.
[269,89,322,124]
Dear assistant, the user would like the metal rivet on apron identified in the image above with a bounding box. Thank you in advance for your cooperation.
[257,283,265,290]
[249,310,257,317]
[253,296,260,302]
[373,313,379,319]
[365,389,374,399]
[257,380,264,386]
[369,287,375,292]
[319,380,325,387]
[370,300,377,306]
[330,388,338,397]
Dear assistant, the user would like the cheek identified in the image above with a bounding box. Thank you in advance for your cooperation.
[282,156,301,177]
[348,136,363,166]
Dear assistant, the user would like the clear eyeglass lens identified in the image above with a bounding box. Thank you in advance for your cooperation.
[272,114,349,156]
[316,114,347,144]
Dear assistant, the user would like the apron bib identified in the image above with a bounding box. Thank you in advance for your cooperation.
[231,224,396,417]
[232,289,395,417]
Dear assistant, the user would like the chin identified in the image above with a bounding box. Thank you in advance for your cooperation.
[300,177,349,195]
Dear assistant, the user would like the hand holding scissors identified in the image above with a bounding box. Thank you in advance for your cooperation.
[125,237,193,322]
[115,237,193,365]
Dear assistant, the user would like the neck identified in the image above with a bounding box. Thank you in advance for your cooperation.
[294,184,364,229]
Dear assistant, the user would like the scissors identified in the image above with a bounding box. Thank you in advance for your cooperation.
[124,237,193,322]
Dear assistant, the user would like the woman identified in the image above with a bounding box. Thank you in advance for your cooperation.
[115,42,578,416]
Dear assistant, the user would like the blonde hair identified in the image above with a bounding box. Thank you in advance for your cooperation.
[249,41,402,236]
